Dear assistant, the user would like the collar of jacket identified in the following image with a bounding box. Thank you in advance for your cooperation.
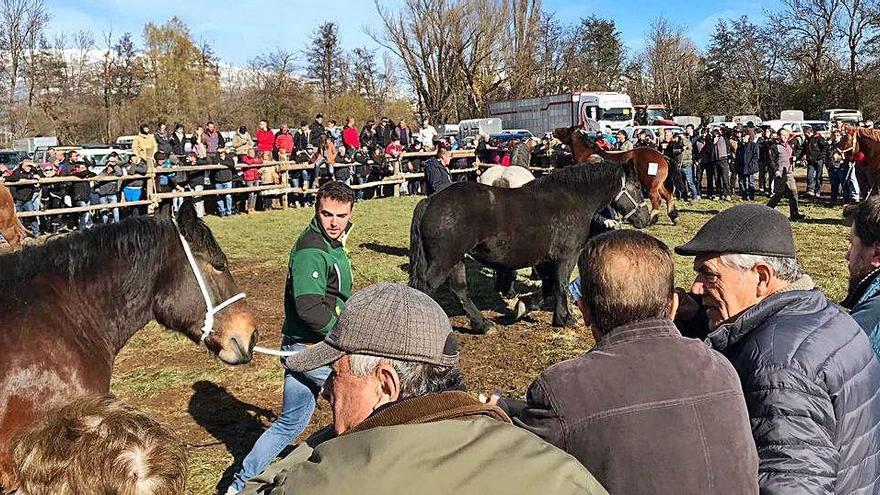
[596,317,680,347]
[705,275,817,352]
[308,215,352,249]
[842,266,880,309]
[342,391,510,437]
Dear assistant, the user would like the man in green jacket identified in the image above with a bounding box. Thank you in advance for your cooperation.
[227,181,355,494]
[240,283,606,495]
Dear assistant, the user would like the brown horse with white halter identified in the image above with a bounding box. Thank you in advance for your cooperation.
[840,125,880,195]
[0,201,258,491]
[554,125,678,224]
[0,183,28,249]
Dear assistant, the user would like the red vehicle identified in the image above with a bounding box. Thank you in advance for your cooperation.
[634,104,676,126]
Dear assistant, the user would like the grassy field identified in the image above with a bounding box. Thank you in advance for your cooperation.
[109,196,850,495]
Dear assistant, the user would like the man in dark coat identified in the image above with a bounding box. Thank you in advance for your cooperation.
[423,147,453,195]
[735,128,760,200]
[799,126,829,197]
[498,230,758,494]
[675,204,880,494]
[308,114,325,148]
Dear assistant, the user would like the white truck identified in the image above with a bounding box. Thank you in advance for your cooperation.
[488,91,635,136]
[13,136,58,153]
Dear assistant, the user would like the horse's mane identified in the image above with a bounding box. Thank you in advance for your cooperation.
[511,141,531,168]
[0,216,222,285]
[529,160,622,191]
[854,127,880,142]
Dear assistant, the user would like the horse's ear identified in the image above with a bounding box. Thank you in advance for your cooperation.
[155,201,172,220]
[177,199,199,235]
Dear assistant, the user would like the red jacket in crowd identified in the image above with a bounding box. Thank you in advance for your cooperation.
[343,126,361,150]
[275,132,294,155]
[385,142,403,157]
[241,154,264,181]
[256,128,276,153]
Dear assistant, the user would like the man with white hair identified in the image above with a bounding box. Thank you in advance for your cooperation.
[239,283,605,495]
[675,204,880,494]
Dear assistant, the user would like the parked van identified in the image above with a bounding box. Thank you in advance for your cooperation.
[458,118,503,141]
[822,108,863,124]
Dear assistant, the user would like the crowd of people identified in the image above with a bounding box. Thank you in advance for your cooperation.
[0,114,467,238]
[15,180,880,493]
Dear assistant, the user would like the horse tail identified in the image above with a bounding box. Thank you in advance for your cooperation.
[511,142,531,169]
[492,177,511,188]
[408,198,431,292]
[663,158,676,195]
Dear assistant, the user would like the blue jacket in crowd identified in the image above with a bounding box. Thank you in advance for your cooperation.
[844,268,880,358]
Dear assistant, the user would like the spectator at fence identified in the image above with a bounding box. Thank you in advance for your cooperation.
[310,134,337,185]
[275,124,294,161]
[259,161,281,210]
[70,161,96,229]
[294,121,310,155]
[396,119,411,148]
[184,152,208,217]
[326,119,342,149]
[767,128,805,221]
[214,148,237,217]
[204,121,225,163]
[241,148,263,214]
[123,154,147,216]
[360,119,377,153]
[799,126,828,198]
[12,394,187,495]
[238,283,603,495]
[352,145,371,200]
[309,113,325,148]
[674,204,880,493]
[170,123,187,158]
[154,151,176,194]
[342,117,360,161]
[376,117,394,149]
[192,125,207,160]
[96,156,123,224]
[424,147,453,195]
[156,122,173,156]
[227,181,355,494]
[232,125,253,160]
[498,230,758,493]
[418,117,438,150]
[256,120,275,157]
[133,123,158,167]
[7,158,43,236]
[843,197,880,357]
[736,128,759,201]
[39,162,64,233]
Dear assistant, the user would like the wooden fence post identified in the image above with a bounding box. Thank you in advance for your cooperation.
[280,161,290,210]
[146,158,157,214]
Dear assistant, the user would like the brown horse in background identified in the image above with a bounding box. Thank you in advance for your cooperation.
[554,125,678,224]
[841,125,880,196]
[0,201,258,490]
[0,183,28,249]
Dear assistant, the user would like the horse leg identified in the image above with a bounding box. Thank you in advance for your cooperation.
[648,188,662,225]
[551,257,578,328]
[494,268,516,299]
[515,262,554,320]
[448,261,490,333]
[663,184,679,225]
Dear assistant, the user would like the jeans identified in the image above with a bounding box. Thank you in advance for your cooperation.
[75,200,92,229]
[767,173,801,218]
[738,173,756,200]
[230,340,330,491]
[806,160,824,195]
[845,164,862,202]
[355,175,366,200]
[215,181,233,216]
[703,162,716,198]
[828,166,846,202]
[14,195,39,236]
[680,164,700,200]
[98,194,119,224]
[192,184,205,217]
[715,159,731,197]
[246,180,260,211]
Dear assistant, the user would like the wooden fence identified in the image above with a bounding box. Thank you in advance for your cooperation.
[4,149,491,219]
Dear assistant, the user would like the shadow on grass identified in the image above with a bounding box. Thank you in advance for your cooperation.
[797,217,844,226]
[359,242,409,257]
[188,381,278,493]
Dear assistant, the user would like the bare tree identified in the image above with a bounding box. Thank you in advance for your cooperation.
[837,0,879,106]
[635,18,700,113]
[452,0,508,117]
[306,21,344,104]
[769,0,841,92]
[0,0,49,136]
[247,48,314,126]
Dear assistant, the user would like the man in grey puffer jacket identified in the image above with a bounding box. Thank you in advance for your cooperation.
[675,204,880,494]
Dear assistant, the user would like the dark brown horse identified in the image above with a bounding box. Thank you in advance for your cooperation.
[0,201,258,490]
[0,183,28,249]
[409,161,653,333]
[554,125,678,224]
[841,125,880,195]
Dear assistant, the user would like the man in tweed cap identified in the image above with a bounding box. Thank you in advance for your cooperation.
[240,283,606,495]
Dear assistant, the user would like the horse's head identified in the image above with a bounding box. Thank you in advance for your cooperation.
[552,124,582,146]
[154,201,257,365]
[610,163,653,229]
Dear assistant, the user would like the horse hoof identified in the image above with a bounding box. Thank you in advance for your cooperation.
[553,316,577,328]
[471,320,491,334]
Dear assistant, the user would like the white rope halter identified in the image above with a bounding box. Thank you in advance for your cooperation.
[172,218,246,343]
[613,176,651,221]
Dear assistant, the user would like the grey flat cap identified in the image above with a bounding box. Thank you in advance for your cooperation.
[675,204,796,258]
[284,283,459,372]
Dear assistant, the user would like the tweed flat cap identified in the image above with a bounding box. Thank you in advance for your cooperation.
[284,283,459,372]
[675,204,796,258]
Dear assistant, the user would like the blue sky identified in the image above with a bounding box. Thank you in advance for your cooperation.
[47,0,772,66]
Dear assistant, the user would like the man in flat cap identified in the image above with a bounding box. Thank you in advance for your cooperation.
[240,283,606,495]
[675,204,880,494]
